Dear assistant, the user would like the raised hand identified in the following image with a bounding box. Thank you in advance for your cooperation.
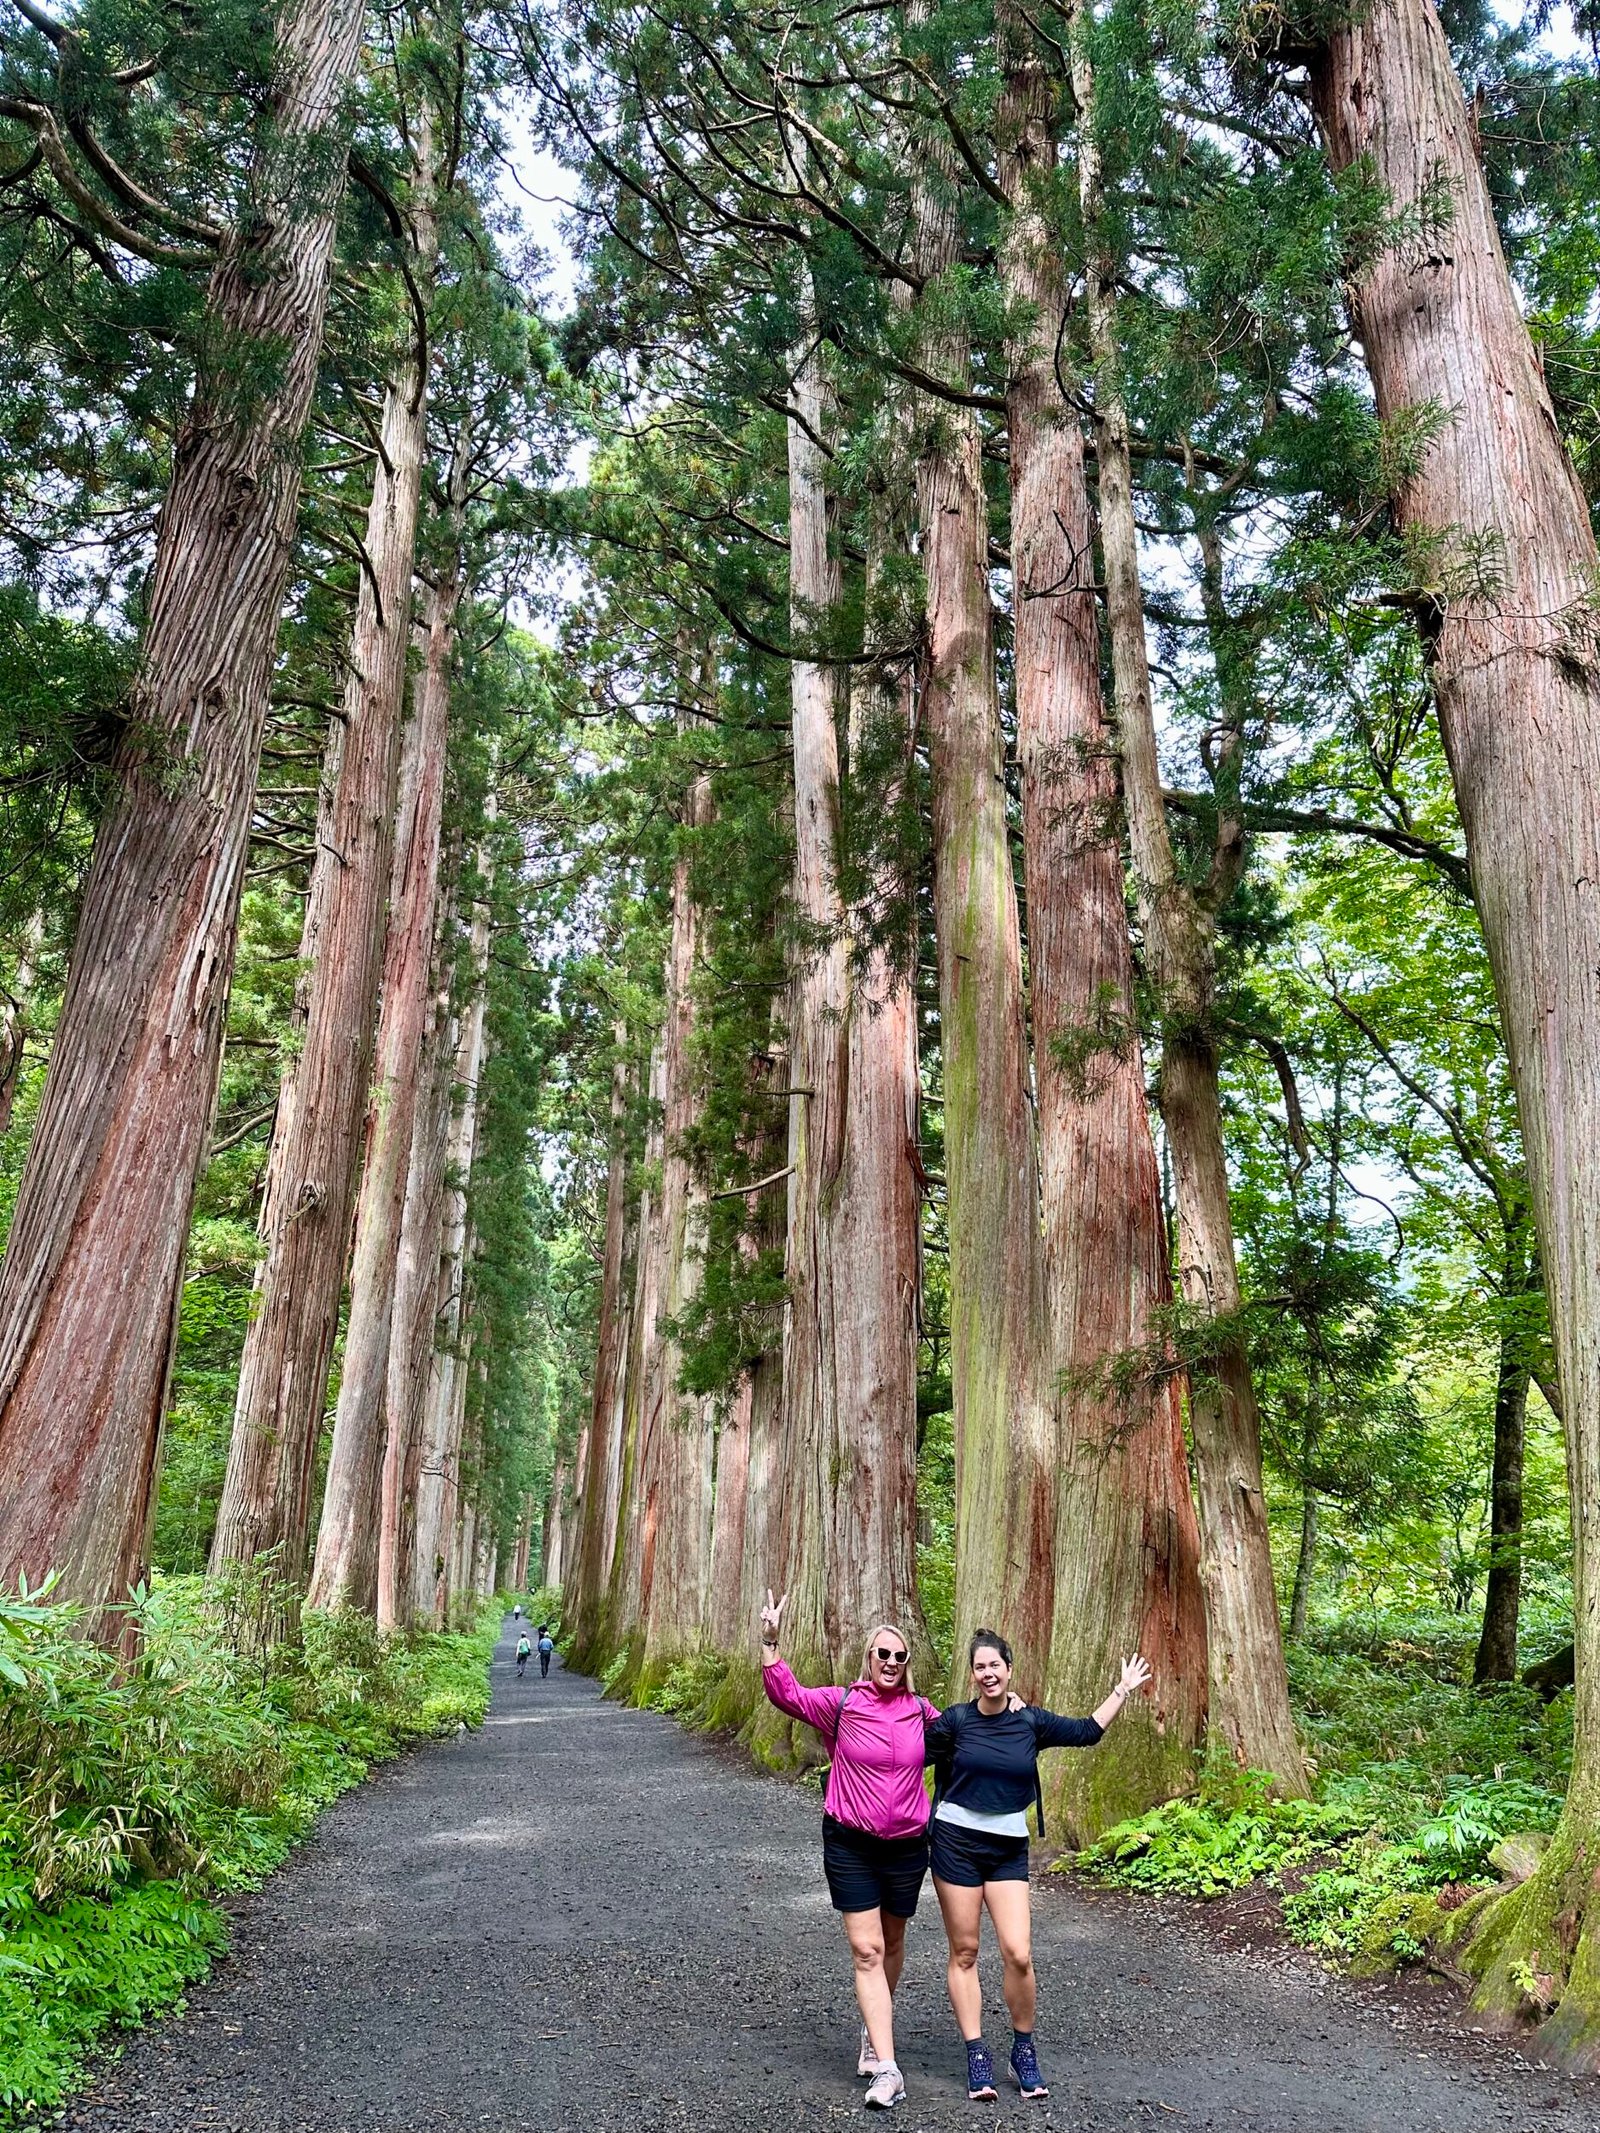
[760,1588,788,1642]
[1119,1653,1153,1698]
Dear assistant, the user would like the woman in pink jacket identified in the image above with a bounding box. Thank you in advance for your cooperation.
[760,1588,937,2111]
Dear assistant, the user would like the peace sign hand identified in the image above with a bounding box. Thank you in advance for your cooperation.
[760,1589,788,1642]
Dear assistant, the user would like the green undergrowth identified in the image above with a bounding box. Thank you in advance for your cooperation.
[0,1575,499,2125]
[1068,1609,1571,1973]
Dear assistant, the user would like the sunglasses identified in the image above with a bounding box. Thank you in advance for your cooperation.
[875,1646,908,1664]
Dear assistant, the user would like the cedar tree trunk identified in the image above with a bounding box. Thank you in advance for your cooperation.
[999,30,1207,1836]
[567,1037,633,1655]
[309,520,461,1616]
[1307,0,1600,2054]
[387,881,458,1628]
[0,0,366,1627]
[1288,1491,1318,1644]
[211,333,432,1587]
[407,823,494,1630]
[910,118,1054,1693]
[1073,0,1305,1790]
[633,771,717,1673]
[773,317,923,1680]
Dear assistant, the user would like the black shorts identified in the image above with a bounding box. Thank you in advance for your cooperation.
[822,1814,929,1918]
[930,1817,1030,1887]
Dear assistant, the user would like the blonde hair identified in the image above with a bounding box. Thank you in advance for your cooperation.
[861,1622,917,1693]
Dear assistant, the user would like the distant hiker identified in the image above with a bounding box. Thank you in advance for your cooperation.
[538,1629,554,1679]
[516,1633,532,1678]
[513,1603,522,1622]
[925,1629,1151,2103]
[759,1589,938,2111]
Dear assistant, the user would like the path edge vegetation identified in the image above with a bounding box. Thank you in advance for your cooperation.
[0,1580,504,2127]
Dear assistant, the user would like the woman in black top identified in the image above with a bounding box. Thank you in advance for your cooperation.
[924,1628,1151,2102]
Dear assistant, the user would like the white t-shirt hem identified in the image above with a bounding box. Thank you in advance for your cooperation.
[934,1801,1030,1839]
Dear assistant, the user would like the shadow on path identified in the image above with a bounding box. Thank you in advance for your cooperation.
[71,1620,1600,2131]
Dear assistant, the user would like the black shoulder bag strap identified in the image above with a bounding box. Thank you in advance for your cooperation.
[929,1701,961,1817]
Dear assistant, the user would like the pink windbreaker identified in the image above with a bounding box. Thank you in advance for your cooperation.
[763,1657,938,1840]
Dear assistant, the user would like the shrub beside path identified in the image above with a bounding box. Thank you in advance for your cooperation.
[72,1621,1600,2131]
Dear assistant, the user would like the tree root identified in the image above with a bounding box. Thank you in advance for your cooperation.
[1437,1821,1600,2069]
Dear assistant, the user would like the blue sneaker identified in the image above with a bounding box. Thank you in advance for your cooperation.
[1009,2034,1049,2099]
[965,2039,997,2102]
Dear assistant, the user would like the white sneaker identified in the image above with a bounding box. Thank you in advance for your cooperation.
[858,2025,884,2078]
[864,2064,905,2110]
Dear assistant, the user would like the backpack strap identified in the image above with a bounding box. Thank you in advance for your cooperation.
[928,1701,962,1817]
[821,1681,853,1751]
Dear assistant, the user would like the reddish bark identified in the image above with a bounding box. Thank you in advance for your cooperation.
[407,829,495,1631]
[910,130,1053,1688]
[386,877,458,1627]
[567,1039,635,1657]
[543,1460,568,1590]
[773,320,923,1678]
[709,1030,791,1669]
[1306,0,1600,2045]
[1071,3,1304,1790]
[309,521,461,1618]
[607,1040,665,1647]
[706,1376,753,1655]
[0,0,367,1626]
[211,339,432,1586]
[633,776,717,1670]
[998,36,1206,1834]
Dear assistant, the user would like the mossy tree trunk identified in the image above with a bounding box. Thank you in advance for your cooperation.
[1306,0,1600,2055]
[389,872,460,1629]
[772,308,923,1685]
[1072,0,1306,1793]
[631,720,717,1680]
[567,1038,634,1662]
[910,89,1055,1699]
[999,19,1207,1836]
[406,831,495,1632]
[210,311,433,1591]
[0,0,367,1631]
[310,476,462,1620]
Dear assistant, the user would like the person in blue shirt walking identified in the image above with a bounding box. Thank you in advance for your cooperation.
[925,1628,1151,2103]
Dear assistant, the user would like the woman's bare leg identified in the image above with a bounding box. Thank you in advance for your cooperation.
[842,1907,896,2065]
[982,1879,1036,2034]
[882,1909,909,1999]
[933,1875,986,2040]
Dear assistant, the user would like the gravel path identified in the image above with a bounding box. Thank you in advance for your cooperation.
[70,1619,1600,2132]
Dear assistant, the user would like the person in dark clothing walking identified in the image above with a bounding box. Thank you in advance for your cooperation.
[925,1629,1150,2103]
[538,1629,554,1678]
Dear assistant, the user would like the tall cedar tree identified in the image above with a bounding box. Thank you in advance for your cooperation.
[0,0,366,1628]
[1291,0,1600,2056]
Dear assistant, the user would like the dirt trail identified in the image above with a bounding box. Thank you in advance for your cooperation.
[72,1621,1600,2131]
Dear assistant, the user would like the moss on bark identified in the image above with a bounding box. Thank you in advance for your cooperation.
[1435,1814,1600,2067]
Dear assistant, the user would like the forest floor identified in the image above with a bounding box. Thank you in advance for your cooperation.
[66,1621,1600,2133]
